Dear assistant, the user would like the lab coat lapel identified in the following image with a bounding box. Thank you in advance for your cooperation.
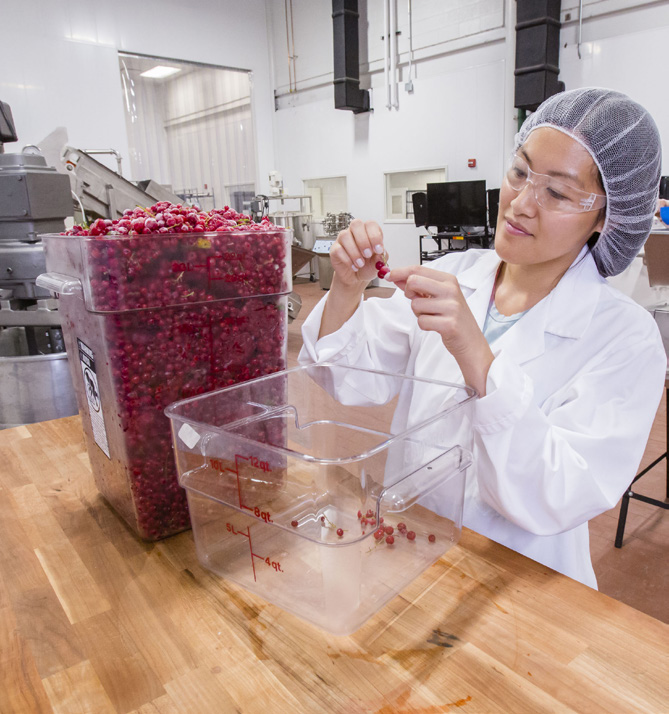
[455,247,602,368]
[457,251,500,330]
[479,249,602,367]
[490,295,549,366]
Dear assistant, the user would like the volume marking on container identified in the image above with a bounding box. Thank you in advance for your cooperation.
[225,523,284,580]
[210,453,274,522]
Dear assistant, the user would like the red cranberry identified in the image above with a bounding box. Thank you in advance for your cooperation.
[59,202,289,540]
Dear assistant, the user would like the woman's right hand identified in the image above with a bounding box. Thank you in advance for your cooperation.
[329,219,386,289]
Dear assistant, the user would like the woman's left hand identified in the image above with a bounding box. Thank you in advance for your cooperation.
[387,265,495,395]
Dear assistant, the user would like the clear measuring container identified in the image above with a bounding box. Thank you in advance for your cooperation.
[165,363,475,635]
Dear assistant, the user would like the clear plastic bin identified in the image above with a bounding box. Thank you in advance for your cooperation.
[165,364,475,635]
[37,229,291,540]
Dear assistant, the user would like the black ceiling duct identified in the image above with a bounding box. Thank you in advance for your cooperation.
[332,0,370,113]
[514,0,563,111]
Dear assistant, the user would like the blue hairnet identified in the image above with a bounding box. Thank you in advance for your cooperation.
[515,87,662,277]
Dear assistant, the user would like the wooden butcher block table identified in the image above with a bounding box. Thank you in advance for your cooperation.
[1,416,667,714]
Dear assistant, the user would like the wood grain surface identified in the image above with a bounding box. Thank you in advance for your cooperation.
[1,416,667,714]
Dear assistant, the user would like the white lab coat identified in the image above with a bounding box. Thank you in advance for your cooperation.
[298,247,667,588]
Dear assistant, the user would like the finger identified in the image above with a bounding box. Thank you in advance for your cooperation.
[385,269,430,296]
[389,264,453,283]
[415,313,455,336]
[330,239,360,274]
[404,273,454,300]
[410,296,451,316]
[348,219,375,264]
[338,229,367,271]
[381,271,405,290]
[364,221,385,256]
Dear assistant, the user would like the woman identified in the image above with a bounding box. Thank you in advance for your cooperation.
[298,87,667,588]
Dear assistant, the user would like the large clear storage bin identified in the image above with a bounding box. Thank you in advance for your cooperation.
[165,364,475,635]
[37,228,291,540]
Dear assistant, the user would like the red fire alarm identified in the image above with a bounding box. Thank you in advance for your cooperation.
[468,158,477,168]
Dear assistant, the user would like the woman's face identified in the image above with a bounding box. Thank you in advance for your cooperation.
[495,127,606,270]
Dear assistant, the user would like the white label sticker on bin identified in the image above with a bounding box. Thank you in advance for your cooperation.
[178,423,201,449]
[77,338,110,459]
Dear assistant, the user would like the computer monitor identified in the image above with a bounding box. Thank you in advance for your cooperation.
[426,180,487,232]
[0,101,18,144]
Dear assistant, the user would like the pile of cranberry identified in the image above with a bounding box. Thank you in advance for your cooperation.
[64,203,288,311]
[63,202,290,540]
[65,202,276,238]
[360,509,436,546]
[291,509,436,547]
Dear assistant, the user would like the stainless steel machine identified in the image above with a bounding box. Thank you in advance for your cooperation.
[63,146,182,221]
[0,100,78,428]
[0,101,183,428]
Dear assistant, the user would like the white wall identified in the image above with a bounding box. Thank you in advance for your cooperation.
[559,1,669,175]
[267,0,669,267]
[273,50,507,268]
[6,0,669,262]
[1,0,276,192]
[268,0,510,267]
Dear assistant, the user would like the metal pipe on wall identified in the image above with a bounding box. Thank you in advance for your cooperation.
[389,0,398,108]
[406,0,414,92]
[384,0,391,109]
[284,0,293,91]
[290,0,297,88]
[284,0,296,92]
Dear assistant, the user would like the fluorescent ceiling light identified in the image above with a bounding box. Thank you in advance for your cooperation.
[140,66,181,79]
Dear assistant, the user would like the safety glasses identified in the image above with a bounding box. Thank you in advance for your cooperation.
[505,153,607,214]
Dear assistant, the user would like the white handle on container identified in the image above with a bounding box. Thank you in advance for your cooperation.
[36,272,83,297]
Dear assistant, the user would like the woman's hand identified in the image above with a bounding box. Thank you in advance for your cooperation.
[318,219,386,339]
[329,219,386,289]
[387,264,494,395]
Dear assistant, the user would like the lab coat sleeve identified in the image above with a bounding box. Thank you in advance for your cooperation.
[299,286,417,375]
[472,320,667,536]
